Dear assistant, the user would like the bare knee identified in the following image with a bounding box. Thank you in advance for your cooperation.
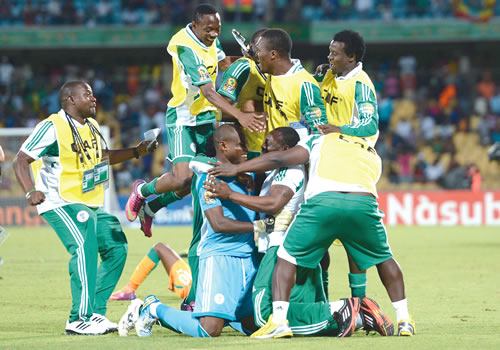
[199,317,224,337]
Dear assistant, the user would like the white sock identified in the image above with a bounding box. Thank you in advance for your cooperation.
[150,302,159,318]
[329,300,345,314]
[137,183,145,198]
[144,203,155,216]
[355,313,363,329]
[272,301,289,323]
[392,298,409,322]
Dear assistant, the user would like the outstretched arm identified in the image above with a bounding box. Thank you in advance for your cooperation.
[105,140,158,165]
[204,205,254,233]
[204,177,293,215]
[208,145,309,177]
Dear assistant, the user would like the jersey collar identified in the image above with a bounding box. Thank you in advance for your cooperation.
[185,23,211,51]
[278,59,302,77]
[59,109,86,127]
[335,62,363,81]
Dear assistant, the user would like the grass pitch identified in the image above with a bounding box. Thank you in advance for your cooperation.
[0,224,499,349]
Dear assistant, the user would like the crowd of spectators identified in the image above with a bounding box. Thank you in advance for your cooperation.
[1,51,499,194]
[1,0,500,27]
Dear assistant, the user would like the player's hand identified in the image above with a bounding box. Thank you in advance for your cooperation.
[236,112,266,133]
[203,176,232,200]
[274,209,293,232]
[253,215,275,234]
[315,63,329,76]
[315,124,341,135]
[236,173,255,192]
[135,140,159,156]
[207,161,238,177]
[27,191,45,206]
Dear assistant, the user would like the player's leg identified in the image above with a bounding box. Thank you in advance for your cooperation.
[338,194,412,336]
[155,243,192,299]
[320,251,330,299]
[93,208,127,320]
[347,254,368,300]
[110,245,161,300]
[42,204,106,334]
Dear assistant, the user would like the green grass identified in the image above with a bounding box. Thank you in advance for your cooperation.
[0,225,499,349]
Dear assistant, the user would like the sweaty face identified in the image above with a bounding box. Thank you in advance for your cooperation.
[261,131,284,154]
[328,41,351,77]
[192,13,221,47]
[72,83,97,119]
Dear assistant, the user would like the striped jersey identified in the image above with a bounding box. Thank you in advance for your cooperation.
[166,24,226,127]
[218,57,267,153]
[320,63,379,147]
[20,109,105,214]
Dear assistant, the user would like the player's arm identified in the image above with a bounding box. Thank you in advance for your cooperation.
[105,140,158,165]
[204,206,254,233]
[13,151,45,205]
[177,45,264,132]
[300,82,329,134]
[218,56,240,71]
[208,145,310,177]
[204,177,293,215]
[217,59,251,121]
[339,81,379,137]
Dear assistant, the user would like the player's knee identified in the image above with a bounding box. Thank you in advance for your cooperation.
[200,318,224,337]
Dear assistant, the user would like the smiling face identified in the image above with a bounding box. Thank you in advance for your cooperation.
[328,40,354,77]
[72,83,97,119]
[254,36,274,73]
[222,128,248,164]
[192,13,221,47]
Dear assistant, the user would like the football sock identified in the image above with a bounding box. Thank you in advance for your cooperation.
[126,248,160,292]
[322,269,329,299]
[156,304,210,337]
[140,178,159,197]
[329,300,345,314]
[272,301,289,323]
[392,298,410,322]
[148,191,182,213]
[348,273,367,299]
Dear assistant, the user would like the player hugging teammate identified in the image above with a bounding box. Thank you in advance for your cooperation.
[118,4,415,340]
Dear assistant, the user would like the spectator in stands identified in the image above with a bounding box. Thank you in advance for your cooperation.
[477,70,496,101]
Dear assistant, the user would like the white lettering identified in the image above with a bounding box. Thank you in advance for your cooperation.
[415,196,438,225]
[440,201,458,226]
[387,194,413,225]
[485,193,500,225]
[460,202,482,225]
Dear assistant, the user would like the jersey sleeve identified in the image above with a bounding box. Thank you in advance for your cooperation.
[339,81,379,137]
[215,38,226,62]
[217,60,251,102]
[300,82,329,134]
[297,134,321,155]
[196,173,222,212]
[20,120,57,160]
[177,45,212,86]
[271,166,304,194]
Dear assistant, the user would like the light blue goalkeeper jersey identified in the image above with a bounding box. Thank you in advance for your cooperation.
[192,159,256,259]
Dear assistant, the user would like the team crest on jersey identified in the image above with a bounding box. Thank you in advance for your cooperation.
[76,210,90,223]
[203,190,216,204]
[359,102,375,115]
[222,77,237,94]
[197,66,211,81]
[305,107,323,120]
[214,293,225,305]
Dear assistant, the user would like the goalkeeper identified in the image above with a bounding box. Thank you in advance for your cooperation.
[203,127,391,337]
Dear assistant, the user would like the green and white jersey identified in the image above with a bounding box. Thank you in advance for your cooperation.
[257,165,306,252]
[20,110,102,214]
[166,24,226,127]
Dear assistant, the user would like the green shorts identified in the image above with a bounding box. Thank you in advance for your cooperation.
[165,120,215,165]
[280,192,392,271]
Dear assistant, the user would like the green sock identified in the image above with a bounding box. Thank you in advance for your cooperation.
[147,247,160,265]
[140,178,159,197]
[148,192,182,213]
[322,269,329,300]
[348,273,367,299]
